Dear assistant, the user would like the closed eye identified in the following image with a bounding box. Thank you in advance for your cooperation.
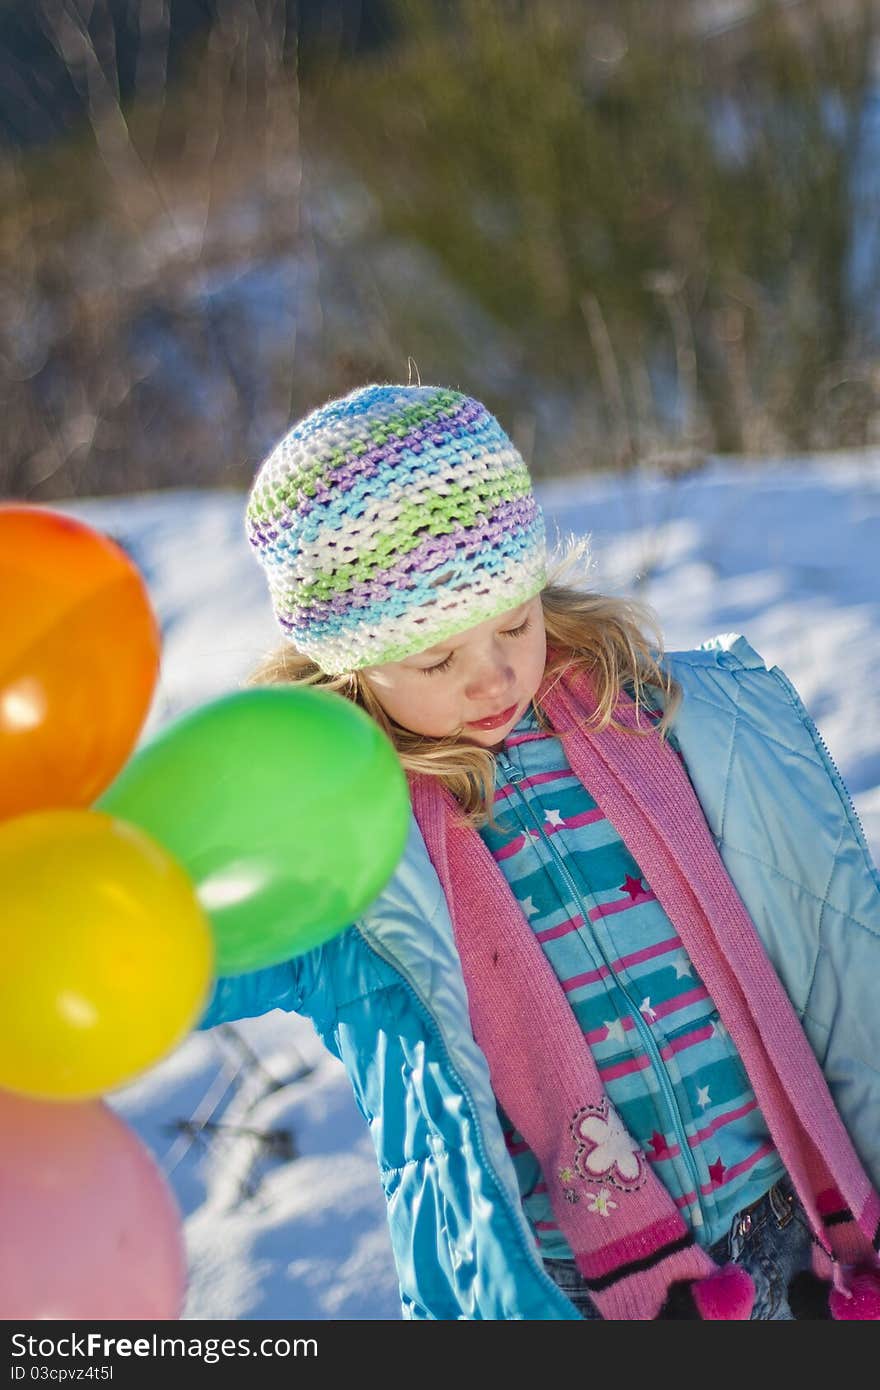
[420,616,532,676]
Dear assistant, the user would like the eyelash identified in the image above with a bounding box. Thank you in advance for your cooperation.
[420,617,532,677]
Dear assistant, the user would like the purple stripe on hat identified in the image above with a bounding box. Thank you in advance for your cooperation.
[299,397,489,513]
[298,495,543,623]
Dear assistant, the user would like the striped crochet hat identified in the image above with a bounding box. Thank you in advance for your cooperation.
[245,384,547,674]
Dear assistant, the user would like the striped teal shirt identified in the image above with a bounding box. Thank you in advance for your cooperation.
[478,698,785,1256]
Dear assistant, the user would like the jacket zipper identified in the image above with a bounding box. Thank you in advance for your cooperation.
[769,666,876,863]
[353,924,582,1319]
[495,752,708,1230]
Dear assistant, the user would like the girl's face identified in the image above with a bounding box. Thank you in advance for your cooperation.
[360,593,547,750]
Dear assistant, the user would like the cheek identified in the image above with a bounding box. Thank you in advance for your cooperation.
[416,680,456,717]
[526,626,548,679]
[384,677,450,731]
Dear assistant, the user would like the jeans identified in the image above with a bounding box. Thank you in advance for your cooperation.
[543,1176,816,1320]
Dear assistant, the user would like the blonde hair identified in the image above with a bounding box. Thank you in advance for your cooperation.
[245,535,681,832]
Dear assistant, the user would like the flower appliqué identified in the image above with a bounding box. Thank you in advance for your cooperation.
[570,1098,647,1194]
[585,1188,618,1218]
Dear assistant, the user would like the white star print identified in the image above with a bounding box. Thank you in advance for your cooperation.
[545,809,565,827]
[520,895,540,918]
[696,1085,711,1109]
[603,1019,627,1044]
[639,997,658,1022]
[672,955,693,979]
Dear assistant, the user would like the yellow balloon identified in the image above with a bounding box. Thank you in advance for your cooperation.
[0,809,214,1100]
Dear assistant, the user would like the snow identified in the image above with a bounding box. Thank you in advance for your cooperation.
[51,448,880,1319]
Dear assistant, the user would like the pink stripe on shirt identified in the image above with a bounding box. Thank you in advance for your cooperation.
[546,808,606,834]
[610,936,684,971]
[535,914,586,943]
[659,1024,714,1059]
[562,963,611,992]
[688,1100,759,1147]
[589,892,656,921]
[648,986,710,1021]
[493,768,571,800]
[600,1053,653,1082]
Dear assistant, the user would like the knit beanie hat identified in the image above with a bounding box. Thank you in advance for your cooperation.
[244,384,547,675]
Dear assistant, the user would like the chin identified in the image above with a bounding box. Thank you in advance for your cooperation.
[466,730,505,751]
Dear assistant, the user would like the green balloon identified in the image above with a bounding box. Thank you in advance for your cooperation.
[97,686,411,974]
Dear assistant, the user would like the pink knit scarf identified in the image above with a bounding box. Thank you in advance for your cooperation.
[407,654,880,1319]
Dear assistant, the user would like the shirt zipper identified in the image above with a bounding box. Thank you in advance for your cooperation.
[353,924,582,1318]
[495,751,708,1231]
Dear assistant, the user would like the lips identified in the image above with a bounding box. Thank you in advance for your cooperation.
[466,702,518,730]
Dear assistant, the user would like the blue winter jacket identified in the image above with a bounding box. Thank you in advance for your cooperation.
[197,634,880,1319]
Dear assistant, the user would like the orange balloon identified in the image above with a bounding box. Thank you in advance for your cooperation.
[0,506,161,820]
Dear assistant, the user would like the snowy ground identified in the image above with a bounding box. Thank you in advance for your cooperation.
[54,448,880,1320]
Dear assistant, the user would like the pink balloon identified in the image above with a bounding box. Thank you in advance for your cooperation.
[0,1089,187,1319]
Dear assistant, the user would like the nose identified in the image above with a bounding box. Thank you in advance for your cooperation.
[464,648,517,704]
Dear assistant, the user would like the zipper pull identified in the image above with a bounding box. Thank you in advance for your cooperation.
[496,753,525,784]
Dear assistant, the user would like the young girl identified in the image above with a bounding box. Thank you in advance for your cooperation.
[198,383,880,1320]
